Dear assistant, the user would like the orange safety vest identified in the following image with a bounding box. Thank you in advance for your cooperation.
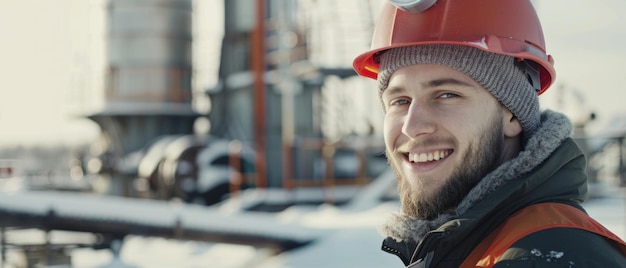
[461,202,626,267]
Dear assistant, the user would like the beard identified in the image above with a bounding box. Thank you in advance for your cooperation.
[391,115,504,220]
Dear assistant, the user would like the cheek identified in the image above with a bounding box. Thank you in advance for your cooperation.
[383,115,402,147]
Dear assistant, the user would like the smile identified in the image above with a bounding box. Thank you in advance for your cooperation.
[409,150,452,163]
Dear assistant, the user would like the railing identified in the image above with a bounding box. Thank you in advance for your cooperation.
[227,136,385,204]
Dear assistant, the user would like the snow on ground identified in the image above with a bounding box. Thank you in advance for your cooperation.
[583,188,626,240]
[4,177,623,267]
[70,201,402,268]
[67,187,626,268]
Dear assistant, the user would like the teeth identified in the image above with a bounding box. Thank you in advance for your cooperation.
[411,150,449,163]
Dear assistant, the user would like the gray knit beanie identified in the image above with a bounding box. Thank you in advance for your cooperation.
[378,45,540,140]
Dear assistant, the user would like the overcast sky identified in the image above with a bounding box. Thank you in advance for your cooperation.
[535,0,626,131]
[0,0,625,147]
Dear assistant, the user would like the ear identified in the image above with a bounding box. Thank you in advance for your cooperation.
[502,108,522,138]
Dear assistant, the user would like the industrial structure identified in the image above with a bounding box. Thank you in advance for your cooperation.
[0,2,390,266]
[79,0,387,204]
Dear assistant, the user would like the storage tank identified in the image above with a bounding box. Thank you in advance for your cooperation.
[90,0,197,155]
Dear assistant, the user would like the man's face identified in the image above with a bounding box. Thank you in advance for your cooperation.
[381,64,511,220]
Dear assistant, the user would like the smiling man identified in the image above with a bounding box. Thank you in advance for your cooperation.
[353,0,626,267]
[382,59,518,221]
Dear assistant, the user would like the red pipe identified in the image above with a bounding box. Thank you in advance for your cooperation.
[251,0,267,188]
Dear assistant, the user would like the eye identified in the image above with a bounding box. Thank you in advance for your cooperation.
[438,92,459,99]
[390,98,410,106]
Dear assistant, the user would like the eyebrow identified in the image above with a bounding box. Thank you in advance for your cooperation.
[382,77,475,96]
[426,78,474,88]
[381,85,404,97]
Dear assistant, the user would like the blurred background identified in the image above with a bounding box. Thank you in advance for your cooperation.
[0,0,624,267]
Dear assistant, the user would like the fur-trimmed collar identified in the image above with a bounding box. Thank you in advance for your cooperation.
[381,110,573,243]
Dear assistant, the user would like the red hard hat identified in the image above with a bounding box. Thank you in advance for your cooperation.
[353,0,555,95]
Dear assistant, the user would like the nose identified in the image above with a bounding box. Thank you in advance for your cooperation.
[401,101,436,138]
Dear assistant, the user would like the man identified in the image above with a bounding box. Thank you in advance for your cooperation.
[352,0,626,267]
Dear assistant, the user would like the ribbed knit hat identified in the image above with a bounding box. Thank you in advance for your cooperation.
[378,45,540,140]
